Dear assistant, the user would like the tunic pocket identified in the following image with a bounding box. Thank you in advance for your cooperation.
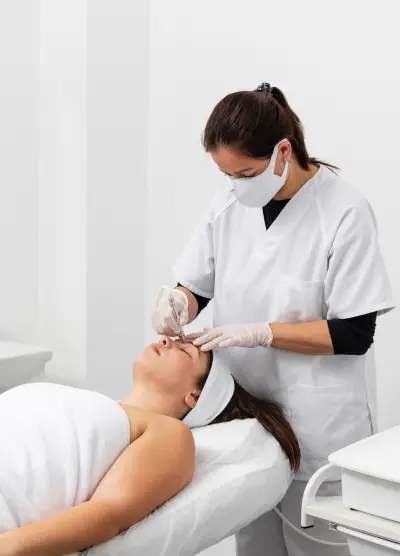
[272,275,324,323]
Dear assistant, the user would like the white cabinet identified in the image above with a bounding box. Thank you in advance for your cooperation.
[0,342,52,392]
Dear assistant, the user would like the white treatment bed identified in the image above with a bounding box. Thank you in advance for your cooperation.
[85,418,293,556]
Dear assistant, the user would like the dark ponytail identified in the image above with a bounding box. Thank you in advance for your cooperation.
[270,87,309,169]
[203,84,337,171]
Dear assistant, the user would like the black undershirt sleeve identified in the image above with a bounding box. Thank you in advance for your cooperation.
[174,198,378,356]
[328,312,377,355]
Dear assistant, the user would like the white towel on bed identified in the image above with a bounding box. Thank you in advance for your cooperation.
[0,383,130,532]
[86,419,293,556]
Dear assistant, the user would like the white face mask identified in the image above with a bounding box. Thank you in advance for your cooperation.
[230,139,289,208]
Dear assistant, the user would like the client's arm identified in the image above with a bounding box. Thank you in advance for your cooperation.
[0,416,195,556]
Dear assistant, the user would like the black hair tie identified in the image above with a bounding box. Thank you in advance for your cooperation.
[255,82,272,94]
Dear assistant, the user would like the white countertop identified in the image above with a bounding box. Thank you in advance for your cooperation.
[0,341,52,389]
[329,425,400,484]
[0,341,52,360]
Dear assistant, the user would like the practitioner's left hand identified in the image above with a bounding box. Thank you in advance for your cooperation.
[188,323,274,351]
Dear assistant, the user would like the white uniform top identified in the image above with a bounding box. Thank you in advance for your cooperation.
[174,165,394,480]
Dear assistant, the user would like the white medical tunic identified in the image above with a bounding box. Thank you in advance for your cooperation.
[174,165,394,480]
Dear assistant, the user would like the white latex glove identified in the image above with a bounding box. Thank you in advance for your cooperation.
[151,286,189,337]
[189,323,274,351]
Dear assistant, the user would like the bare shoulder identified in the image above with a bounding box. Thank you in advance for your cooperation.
[120,404,194,447]
[144,412,195,447]
[90,411,195,530]
[119,410,195,485]
[141,413,195,464]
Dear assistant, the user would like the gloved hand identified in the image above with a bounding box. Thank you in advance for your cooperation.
[152,286,189,337]
[189,323,274,351]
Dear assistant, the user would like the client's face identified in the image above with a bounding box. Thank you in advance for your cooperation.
[134,337,211,410]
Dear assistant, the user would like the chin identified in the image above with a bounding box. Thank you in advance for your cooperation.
[133,348,160,377]
[132,351,149,373]
[135,345,154,363]
[133,352,144,366]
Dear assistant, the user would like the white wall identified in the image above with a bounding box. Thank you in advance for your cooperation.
[0,1,148,395]
[85,0,149,397]
[38,0,88,385]
[146,2,400,553]
[37,0,149,395]
[0,0,40,343]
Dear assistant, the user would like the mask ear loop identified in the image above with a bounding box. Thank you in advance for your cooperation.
[284,146,292,179]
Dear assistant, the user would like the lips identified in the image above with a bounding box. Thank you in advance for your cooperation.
[150,344,160,356]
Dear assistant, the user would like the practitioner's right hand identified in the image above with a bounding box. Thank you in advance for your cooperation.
[151,286,189,337]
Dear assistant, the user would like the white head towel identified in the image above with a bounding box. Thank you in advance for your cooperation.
[183,356,235,429]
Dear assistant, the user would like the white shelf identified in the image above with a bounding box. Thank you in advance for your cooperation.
[304,497,400,545]
[0,341,52,389]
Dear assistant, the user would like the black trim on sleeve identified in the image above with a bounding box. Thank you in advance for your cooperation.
[328,312,377,356]
[176,283,211,314]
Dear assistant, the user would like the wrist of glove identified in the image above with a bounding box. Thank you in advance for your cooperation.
[190,322,274,351]
[152,286,189,336]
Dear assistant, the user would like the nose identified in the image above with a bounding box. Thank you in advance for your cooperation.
[159,336,174,349]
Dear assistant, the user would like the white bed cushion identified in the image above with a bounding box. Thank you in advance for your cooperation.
[86,418,293,556]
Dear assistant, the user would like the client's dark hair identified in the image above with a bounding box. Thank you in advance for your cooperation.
[198,353,301,472]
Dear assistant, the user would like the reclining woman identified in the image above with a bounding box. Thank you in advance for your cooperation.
[0,337,300,556]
